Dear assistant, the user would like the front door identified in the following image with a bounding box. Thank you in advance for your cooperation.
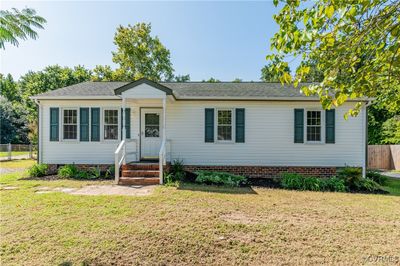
[140,108,163,159]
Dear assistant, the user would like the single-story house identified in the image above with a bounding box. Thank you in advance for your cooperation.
[31,78,370,185]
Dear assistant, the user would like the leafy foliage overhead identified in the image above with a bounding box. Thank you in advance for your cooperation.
[0,8,46,49]
[112,23,174,82]
[269,0,400,116]
[261,57,291,82]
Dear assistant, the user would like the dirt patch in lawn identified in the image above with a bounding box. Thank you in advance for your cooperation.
[220,212,264,225]
[35,185,156,196]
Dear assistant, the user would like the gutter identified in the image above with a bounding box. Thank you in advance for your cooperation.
[34,99,41,164]
[363,100,374,178]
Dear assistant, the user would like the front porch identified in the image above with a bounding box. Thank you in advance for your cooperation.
[113,79,174,185]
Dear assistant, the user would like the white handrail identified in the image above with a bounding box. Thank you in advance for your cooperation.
[114,140,126,184]
[159,139,166,184]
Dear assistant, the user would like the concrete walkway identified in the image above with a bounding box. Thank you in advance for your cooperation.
[0,155,31,162]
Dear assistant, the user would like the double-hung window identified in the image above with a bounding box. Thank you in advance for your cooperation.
[217,109,233,141]
[306,110,322,142]
[63,109,78,140]
[104,109,119,140]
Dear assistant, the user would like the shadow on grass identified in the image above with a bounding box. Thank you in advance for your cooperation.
[177,182,257,194]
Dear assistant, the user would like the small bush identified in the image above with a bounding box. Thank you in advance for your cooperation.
[355,178,381,192]
[281,173,304,190]
[195,171,247,187]
[87,167,101,179]
[28,163,48,177]
[165,160,186,184]
[337,167,363,190]
[366,170,388,185]
[322,177,346,192]
[281,173,346,192]
[58,164,79,178]
[105,165,115,179]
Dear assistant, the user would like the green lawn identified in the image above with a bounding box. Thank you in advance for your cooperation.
[0,151,31,157]
[1,163,400,265]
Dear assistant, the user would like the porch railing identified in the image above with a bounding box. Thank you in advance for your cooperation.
[159,139,167,184]
[114,140,126,184]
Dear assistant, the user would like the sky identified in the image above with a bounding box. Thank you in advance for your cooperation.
[1,1,297,81]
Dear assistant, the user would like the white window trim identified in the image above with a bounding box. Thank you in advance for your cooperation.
[215,108,235,143]
[304,109,325,144]
[61,107,79,142]
[102,108,120,142]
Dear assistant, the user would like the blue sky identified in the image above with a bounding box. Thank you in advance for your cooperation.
[1,1,295,81]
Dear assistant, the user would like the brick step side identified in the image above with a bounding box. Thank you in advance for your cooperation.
[122,164,159,171]
[118,177,160,185]
[122,170,159,178]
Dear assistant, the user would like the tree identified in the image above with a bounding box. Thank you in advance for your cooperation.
[174,74,190,82]
[92,65,115,81]
[261,57,291,82]
[112,23,174,82]
[233,78,242,83]
[0,97,29,144]
[295,59,324,82]
[0,73,20,102]
[19,65,91,120]
[202,77,220,83]
[0,8,46,49]
[381,116,400,144]
[268,0,400,116]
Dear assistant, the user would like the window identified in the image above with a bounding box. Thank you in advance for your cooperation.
[306,111,321,142]
[63,109,77,140]
[104,109,118,140]
[217,109,232,141]
[145,113,160,137]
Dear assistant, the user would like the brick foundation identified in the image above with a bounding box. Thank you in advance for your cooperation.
[183,165,336,178]
[47,164,112,175]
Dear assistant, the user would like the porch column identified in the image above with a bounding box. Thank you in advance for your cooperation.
[122,97,126,140]
[122,97,126,164]
[163,97,166,145]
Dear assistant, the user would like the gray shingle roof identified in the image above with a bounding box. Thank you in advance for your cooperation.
[161,82,312,99]
[35,81,129,97]
[33,80,316,99]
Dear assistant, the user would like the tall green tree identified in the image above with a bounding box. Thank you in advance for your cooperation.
[202,77,220,83]
[261,57,291,82]
[0,73,20,102]
[174,74,190,82]
[0,8,46,49]
[112,23,174,82]
[295,59,324,82]
[233,78,242,83]
[0,97,29,144]
[268,0,400,116]
[19,65,92,120]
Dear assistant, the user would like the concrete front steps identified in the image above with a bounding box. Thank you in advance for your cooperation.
[119,163,160,185]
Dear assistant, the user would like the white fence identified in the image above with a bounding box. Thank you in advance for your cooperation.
[0,143,37,161]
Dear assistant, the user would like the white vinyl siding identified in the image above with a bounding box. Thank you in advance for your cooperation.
[39,99,364,167]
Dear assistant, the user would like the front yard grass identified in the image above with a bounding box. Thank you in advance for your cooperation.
[1,165,400,265]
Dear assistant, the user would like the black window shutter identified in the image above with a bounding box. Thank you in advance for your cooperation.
[91,108,100,141]
[80,108,89,141]
[235,108,245,143]
[125,108,131,139]
[294,109,304,143]
[205,108,214,142]
[325,109,335,143]
[49,107,59,141]
[120,108,123,140]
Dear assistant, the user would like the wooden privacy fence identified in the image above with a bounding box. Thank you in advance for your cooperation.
[368,145,400,170]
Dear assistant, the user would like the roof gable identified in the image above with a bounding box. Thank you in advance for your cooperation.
[114,78,173,96]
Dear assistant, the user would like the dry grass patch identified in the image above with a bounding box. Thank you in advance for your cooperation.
[1,174,400,265]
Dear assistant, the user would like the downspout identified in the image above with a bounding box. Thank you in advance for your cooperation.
[34,99,41,163]
[363,100,373,178]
